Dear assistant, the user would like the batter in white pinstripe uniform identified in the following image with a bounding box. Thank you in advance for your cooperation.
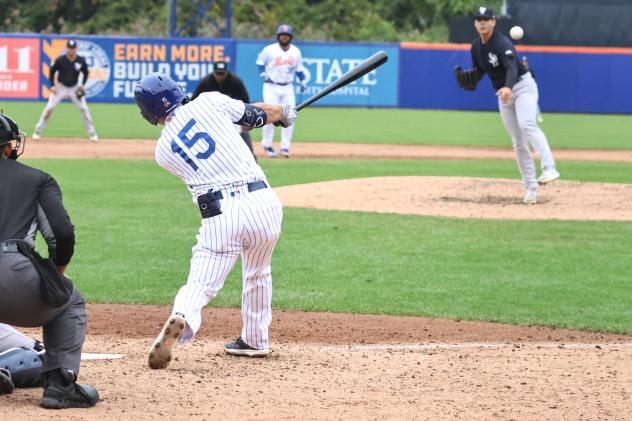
[133,73,297,367]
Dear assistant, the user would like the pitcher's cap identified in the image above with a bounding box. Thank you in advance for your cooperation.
[474,7,496,20]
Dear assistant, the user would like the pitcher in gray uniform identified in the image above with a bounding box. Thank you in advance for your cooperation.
[455,6,560,204]
[0,113,99,408]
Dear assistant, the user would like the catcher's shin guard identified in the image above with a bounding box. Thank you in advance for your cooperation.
[0,347,44,388]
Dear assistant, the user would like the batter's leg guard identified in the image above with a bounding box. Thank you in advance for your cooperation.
[0,347,44,388]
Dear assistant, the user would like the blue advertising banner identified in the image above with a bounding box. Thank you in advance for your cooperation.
[399,46,497,111]
[3,32,631,114]
[40,35,235,102]
[399,43,632,114]
[236,40,399,107]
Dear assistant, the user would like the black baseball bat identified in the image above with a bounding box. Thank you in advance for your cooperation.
[295,50,388,112]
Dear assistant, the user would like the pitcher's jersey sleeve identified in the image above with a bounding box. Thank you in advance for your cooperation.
[155,92,266,196]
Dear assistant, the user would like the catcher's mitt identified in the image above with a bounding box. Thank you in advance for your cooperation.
[75,86,86,99]
[454,66,479,91]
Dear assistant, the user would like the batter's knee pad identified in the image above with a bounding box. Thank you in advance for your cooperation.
[0,347,44,388]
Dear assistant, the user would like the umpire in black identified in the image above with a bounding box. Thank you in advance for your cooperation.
[0,113,98,408]
[192,60,257,159]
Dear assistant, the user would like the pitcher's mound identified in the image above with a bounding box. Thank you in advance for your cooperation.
[275,176,632,221]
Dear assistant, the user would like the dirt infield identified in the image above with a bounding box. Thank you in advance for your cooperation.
[23,137,632,162]
[4,139,631,419]
[6,305,632,420]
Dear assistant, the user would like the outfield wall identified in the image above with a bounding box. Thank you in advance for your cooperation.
[1,33,630,114]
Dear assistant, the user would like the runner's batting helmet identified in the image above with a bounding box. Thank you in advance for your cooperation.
[134,73,188,125]
[276,24,294,41]
[0,113,25,160]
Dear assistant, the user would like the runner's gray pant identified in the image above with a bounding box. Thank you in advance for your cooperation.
[34,84,97,137]
[498,72,556,190]
[0,251,87,375]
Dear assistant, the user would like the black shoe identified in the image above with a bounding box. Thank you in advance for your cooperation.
[0,368,14,395]
[39,369,99,409]
[224,337,269,357]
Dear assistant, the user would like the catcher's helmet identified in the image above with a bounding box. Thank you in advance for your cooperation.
[134,73,187,125]
[276,24,294,40]
[0,113,25,160]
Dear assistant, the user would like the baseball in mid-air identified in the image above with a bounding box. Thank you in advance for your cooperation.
[510,26,524,41]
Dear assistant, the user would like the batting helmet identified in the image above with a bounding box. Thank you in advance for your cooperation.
[134,73,188,125]
[276,24,294,41]
[0,113,25,160]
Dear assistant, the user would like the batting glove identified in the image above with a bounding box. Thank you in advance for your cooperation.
[275,104,297,128]
[299,80,307,93]
[259,72,271,83]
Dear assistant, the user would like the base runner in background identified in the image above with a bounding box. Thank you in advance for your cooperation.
[455,6,560,205]
[133,73,296,368]
[256,24,307,158]
[33,39,98,142]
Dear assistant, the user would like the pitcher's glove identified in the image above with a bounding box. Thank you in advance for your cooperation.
[454,66,479,91]
[274,104,298,128]
[75,85,86,99]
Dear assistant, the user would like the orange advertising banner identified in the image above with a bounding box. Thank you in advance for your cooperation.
[0,37,40,98]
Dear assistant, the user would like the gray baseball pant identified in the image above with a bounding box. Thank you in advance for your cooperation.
[498,72,556,190]
[0,251,87,375]
[34,84,97,138]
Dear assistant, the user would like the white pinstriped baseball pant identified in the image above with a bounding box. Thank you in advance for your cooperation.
[261,82,296,151]
[172,186,283,350]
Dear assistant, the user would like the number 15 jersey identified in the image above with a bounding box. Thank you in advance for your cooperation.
[155,92,267,200]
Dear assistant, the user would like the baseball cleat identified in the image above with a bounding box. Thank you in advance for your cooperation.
[537,168,560,185]
[31,132,41,141]
[89,134,98,142]
[280,148,290,158]
[523,189,538,205]
[224,337,269,357]
[148,314,186,369]
[263,146,278,158]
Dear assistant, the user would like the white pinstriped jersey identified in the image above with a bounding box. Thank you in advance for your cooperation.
[256,43,304,84]
[155,92,267,200]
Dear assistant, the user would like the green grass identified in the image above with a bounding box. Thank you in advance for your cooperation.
[25,158,632,334]
[7,101,632,149]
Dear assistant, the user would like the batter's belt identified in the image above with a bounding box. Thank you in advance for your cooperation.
[265,81,291,86]
[198,180,268,219]
[212,180,268,200]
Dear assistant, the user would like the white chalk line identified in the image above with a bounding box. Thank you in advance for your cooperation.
[81,352,125,360]
[319,342,632,352]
